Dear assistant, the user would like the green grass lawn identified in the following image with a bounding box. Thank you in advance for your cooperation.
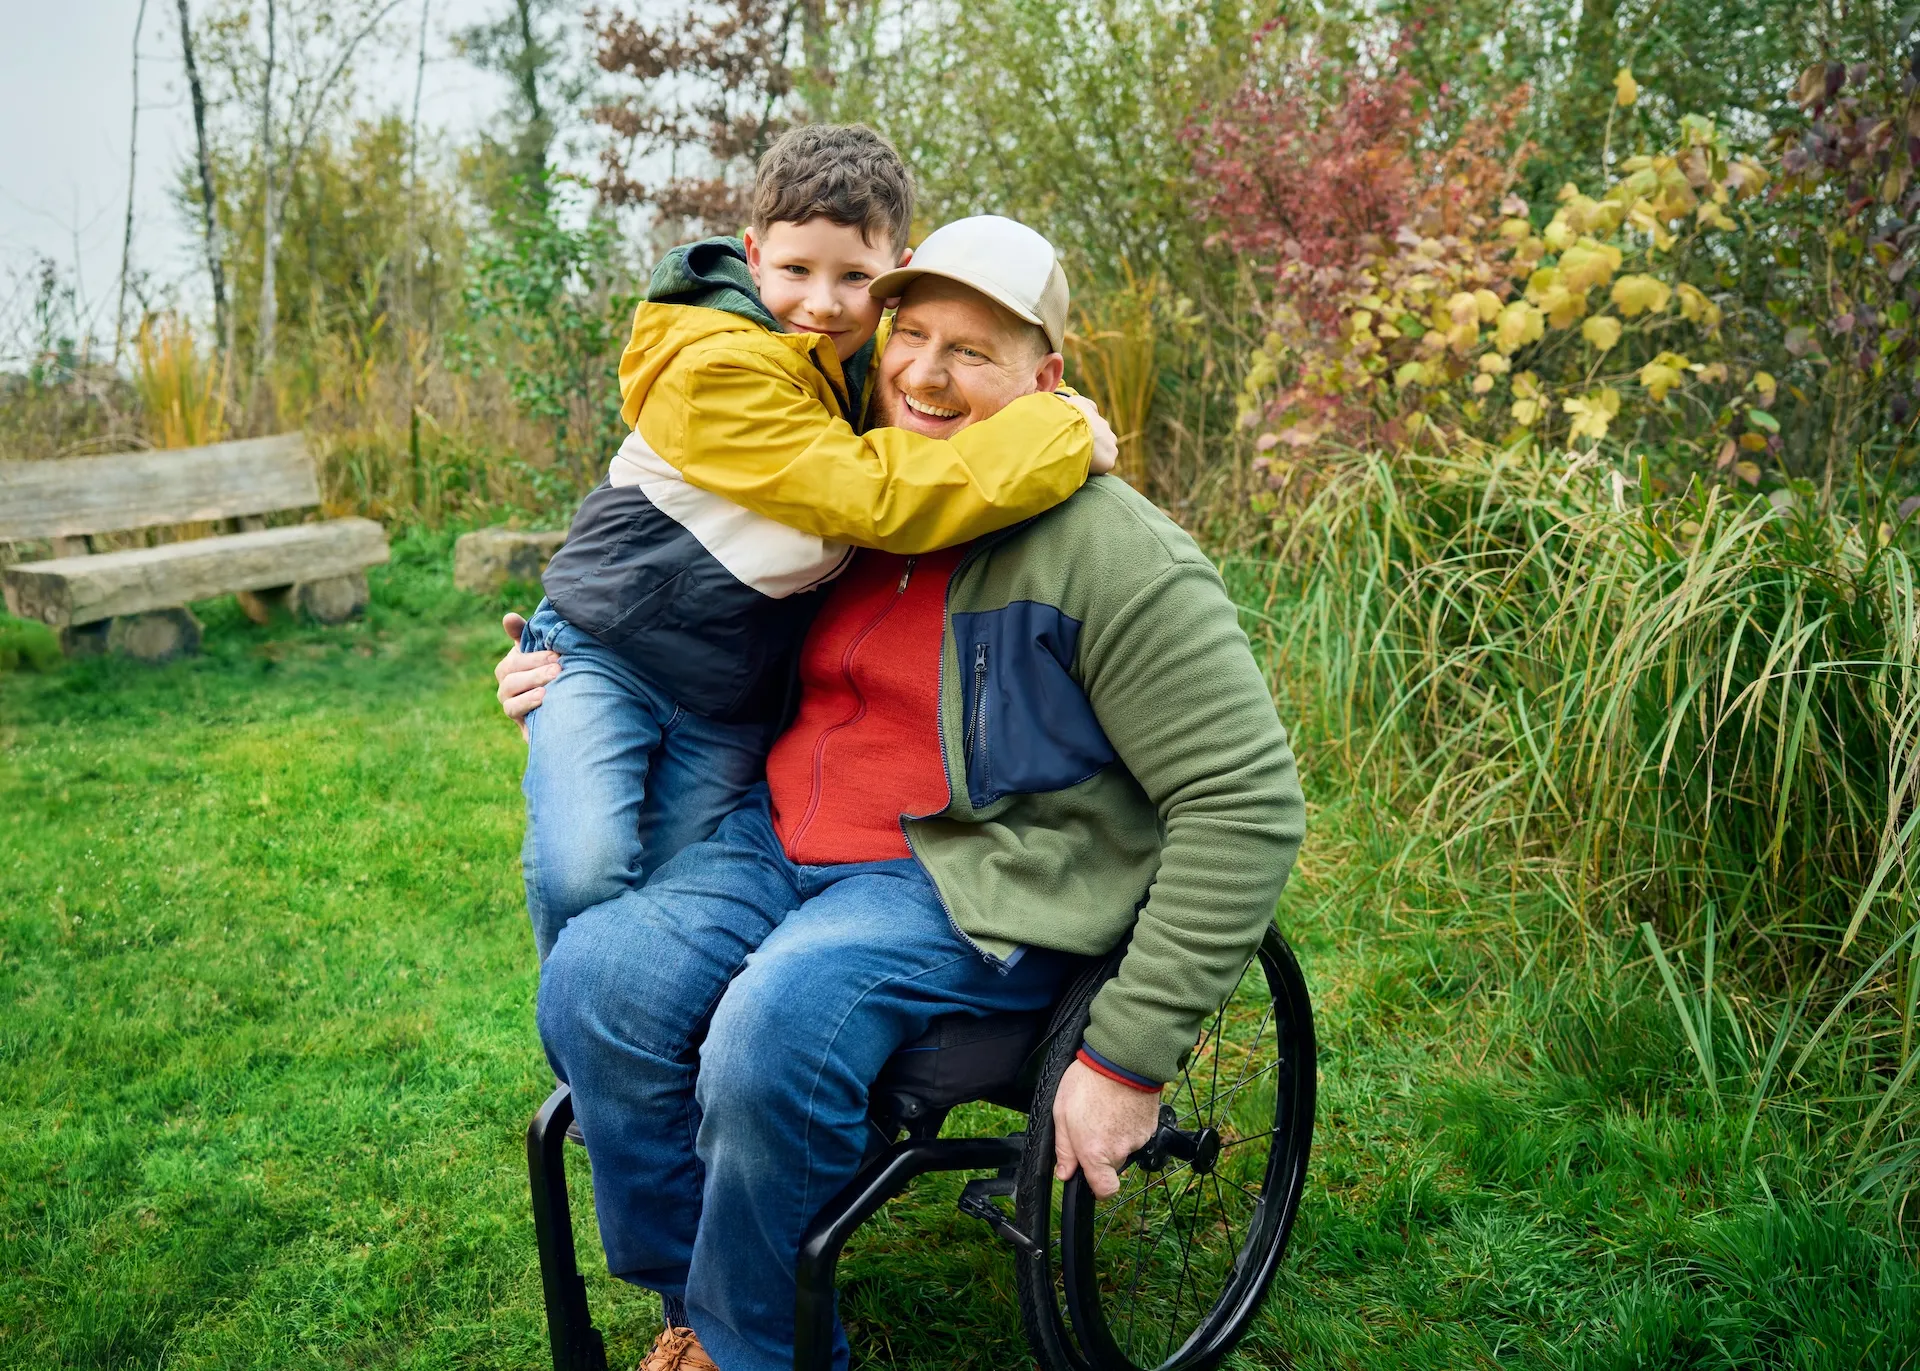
[3,532,1916,1370]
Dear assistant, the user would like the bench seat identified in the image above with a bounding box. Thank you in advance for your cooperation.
[2,517,389,627]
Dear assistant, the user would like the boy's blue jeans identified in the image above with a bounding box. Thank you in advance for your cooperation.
[537,788,1072,1371]
[519,601,776,960]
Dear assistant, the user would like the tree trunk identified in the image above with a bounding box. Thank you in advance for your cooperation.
[175,0,227,352]
[115,0,151,366]
[513,0,550,195]
[255,0,279,404]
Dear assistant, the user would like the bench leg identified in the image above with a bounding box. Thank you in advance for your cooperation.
[236,586,292,624]
[291,572,370,624]
[74,609,201,663]
[529,1086,609,1371]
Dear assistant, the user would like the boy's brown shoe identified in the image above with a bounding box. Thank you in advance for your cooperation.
[637,1325,719,1371]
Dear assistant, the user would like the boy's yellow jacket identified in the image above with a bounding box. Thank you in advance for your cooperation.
[617,302,1093,553]
[541,235,1095,722]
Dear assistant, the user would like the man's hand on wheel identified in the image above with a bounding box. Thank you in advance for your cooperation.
[1059,394,1119,476]
[496,612,560,740]
[1052,1058,1162,1199]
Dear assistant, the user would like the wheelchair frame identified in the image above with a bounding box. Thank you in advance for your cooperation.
[529,1083,1030,1371]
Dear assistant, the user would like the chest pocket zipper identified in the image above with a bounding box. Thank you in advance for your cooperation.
[965,641,990,800]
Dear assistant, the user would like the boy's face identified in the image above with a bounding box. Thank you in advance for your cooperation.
[744,217,902,362]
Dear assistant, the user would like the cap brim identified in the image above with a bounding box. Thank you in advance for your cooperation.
[868,264,1059,350]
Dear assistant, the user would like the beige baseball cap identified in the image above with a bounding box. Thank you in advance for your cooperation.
[869,215,1070,352]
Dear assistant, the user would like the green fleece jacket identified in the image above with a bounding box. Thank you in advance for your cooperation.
[906,475,1306,1083]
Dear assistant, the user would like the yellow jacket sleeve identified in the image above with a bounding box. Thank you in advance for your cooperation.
[637,341,1093,553]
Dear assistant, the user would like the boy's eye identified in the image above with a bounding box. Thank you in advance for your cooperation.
[842,272,870,283]
[784,265,808,275]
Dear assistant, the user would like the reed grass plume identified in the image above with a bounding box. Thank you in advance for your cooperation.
[133,314,226,451]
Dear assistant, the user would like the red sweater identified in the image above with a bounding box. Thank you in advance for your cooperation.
[767,549,962,865]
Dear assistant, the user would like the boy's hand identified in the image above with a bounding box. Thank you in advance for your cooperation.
[1059,394,1119,475]
[496,613,560,741]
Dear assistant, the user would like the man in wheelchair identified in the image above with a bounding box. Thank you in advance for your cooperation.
[497,219,1306,1371]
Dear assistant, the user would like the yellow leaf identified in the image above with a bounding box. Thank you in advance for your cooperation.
[1447,292,1482,327]
[1394,361,1429,388]
[1478,352,1512,375]
[1582,315,1624,351]
[1544,217,1577,251]
[1542,286,1588,329]
[1611,274,1672,317]
[1675,283,1722,330]
[1495,301,1546,354]
[1615,67,1639,106]
[1751,371,1777,405]
[1471,372,1496,394]
[1733,459,1761,485]
[1558,237,1623,291]
[1697,200,1737,231]
[1512,396,1542,426]
[1564,386,1623,441]
[1524,266,1561,303]
[1739,432,1769,451]
[1638,351,1690,402]
[1512,371,1541,398]
[1694,362,1728,383]
[1447,321,1480,355]
[1347,309,1374,333]
[1499,217,1534,241]
[1724,157,1770,199]
[1473,288,1503,322]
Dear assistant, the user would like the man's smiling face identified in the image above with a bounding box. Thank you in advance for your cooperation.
[870,277,1064,437]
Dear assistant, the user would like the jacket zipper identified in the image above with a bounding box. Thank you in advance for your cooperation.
[899,540,998,964]
[966,642,990,797]
[788,556,916,853]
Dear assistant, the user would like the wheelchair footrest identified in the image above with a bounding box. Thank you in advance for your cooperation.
[957,1175,1040,1258]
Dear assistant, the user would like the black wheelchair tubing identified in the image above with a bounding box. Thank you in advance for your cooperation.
[1012,926,1316,1371]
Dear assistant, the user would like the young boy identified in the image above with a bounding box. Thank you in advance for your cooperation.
[516,124,1111,958]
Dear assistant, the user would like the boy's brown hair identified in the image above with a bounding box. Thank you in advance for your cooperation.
[750,124,914,253]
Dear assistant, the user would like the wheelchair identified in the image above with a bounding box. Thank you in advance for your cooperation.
[527,924,1315,1371]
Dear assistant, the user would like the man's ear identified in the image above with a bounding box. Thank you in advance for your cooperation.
[1036,351,1066,393]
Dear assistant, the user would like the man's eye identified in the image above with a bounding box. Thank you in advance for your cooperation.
[958,347,985,360]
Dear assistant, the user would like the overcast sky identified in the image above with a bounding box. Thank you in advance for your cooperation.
[0,0,514,354]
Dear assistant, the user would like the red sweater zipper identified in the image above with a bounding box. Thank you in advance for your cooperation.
[785,557,917,854]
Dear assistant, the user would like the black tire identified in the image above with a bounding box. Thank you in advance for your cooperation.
[1012,925,1315,1371]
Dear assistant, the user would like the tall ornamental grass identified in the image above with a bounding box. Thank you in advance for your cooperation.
[1248,443,1920,1211]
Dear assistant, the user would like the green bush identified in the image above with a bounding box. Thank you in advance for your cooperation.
[0,613,60,675]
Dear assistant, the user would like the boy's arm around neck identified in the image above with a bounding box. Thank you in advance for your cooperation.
[642,340,1093,554]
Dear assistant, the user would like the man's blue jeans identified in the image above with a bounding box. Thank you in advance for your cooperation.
[537,788,1072,1371]
[519,601,776,960]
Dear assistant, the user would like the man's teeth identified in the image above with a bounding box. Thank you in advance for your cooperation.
[904,395,962,419]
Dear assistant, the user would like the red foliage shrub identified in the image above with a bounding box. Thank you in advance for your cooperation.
[1185,31,1422,275]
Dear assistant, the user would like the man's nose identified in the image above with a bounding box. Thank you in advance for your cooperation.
[901,350,948,392]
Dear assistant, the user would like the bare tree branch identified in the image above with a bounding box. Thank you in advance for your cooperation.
[114,0,151,367]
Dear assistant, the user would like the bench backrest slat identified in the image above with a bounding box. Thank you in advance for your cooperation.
[0,434,318,542]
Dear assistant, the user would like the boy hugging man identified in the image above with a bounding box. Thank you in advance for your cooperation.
[516,123,1114,958]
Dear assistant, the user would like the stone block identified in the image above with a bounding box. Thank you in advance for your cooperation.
[454,528,567,595]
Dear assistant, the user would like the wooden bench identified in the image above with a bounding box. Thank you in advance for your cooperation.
[1,434,389,661]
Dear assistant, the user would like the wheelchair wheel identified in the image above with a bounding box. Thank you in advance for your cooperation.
[1012,925,1315,1371]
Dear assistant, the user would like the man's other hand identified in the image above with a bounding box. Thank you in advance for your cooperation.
[1059,394,1119,476]
[1052,1058,1162,1199]
[496,612,560,740]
